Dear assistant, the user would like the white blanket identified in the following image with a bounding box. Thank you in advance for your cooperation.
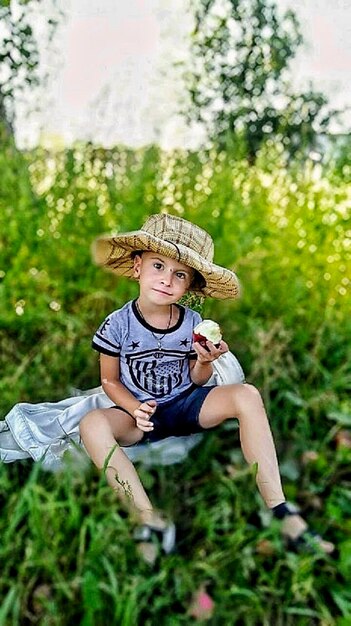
[0,351,245,471]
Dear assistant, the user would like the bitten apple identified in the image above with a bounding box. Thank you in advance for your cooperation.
[193,319,222,348]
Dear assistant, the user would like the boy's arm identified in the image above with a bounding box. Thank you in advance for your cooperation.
[100,354,140,414]
[189,340,228,386]
[100,354,156,432]
[189,355,213,386]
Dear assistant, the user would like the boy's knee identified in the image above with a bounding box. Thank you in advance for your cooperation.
[234,383,264,412]
[243,383,262,399]
[79,409,102,436]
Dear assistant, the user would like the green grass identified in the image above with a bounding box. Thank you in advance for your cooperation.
[1,440,349,625]
[0,131,350,624]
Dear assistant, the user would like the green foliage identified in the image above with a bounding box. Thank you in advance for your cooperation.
[0,134,350,623]
[182,0,340,159]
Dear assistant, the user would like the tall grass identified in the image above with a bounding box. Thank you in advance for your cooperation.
[0,135,350,624]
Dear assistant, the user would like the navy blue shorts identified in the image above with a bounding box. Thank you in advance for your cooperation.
[114,384,216,443]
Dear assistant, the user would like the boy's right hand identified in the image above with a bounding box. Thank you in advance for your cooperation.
[134,400,157,432]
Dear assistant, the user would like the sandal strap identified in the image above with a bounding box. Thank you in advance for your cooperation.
[272,501,300,519]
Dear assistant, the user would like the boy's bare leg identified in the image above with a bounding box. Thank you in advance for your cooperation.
[198,384,334,552]
[79,408,165,529]
[199,384,284,507]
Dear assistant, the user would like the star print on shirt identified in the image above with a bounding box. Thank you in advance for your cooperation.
[180,338,190,347]
[128,341,140,349]
[100,318,111,334]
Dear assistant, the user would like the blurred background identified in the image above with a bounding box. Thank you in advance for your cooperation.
[1,1,350,623]
[10,0,351,149]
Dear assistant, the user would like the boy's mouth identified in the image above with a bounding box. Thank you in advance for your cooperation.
[153,288,172,296]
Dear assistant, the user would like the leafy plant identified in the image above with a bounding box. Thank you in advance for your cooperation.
[181,0,341,160]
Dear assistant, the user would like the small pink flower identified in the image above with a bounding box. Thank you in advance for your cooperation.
[335,429,351,449]
[301,450,319,464]
[188,585,215,620]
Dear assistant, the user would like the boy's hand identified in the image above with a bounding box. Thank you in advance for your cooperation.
[134,400,157,432]
[193,339,228,364]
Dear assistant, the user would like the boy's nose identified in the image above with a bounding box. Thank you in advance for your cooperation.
[161,270,173,286]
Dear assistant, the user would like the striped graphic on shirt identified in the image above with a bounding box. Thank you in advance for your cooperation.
[125,349,187,398]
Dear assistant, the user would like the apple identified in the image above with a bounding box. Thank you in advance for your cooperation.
[193,319,222,348]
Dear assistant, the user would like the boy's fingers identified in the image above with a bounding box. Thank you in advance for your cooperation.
[193,339,229,363]
[135,407,154,419]
[206,340,228,354]
[136,418,154,431]
[193,341,216,357]
[192,342,209,356]
[146,400,157,409]
[140,401,157,415]
[218,340,229,353]
[134,401,157,429]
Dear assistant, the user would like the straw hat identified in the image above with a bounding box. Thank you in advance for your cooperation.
[92,213,240,299]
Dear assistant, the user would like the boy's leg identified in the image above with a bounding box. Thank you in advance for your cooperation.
[79,408,164,527]
[198,383,284,508]
[198,383,334,552]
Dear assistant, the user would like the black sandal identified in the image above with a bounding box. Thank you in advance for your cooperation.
[133,522,176,563]
[272,502,335,555]
[285,528,335,555]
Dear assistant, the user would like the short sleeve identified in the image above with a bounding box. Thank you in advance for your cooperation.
[92,312,121,357]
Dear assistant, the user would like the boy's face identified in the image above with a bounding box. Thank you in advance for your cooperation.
[133,252,194,304]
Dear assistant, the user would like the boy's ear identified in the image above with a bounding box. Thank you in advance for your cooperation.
[133,254,142,278]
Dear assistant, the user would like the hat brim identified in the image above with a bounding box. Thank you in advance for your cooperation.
[92,229,240,300]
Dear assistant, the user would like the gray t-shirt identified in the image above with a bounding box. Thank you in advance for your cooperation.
[92,300,202,404]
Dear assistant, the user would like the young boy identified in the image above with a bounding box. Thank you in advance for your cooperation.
[79,213,333,561]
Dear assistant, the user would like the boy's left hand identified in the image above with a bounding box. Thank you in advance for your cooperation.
[193,339,228,364]
[134,400,157,432]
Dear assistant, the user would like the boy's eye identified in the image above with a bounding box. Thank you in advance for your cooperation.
[153,263,163,270]
[176,272,186,280]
